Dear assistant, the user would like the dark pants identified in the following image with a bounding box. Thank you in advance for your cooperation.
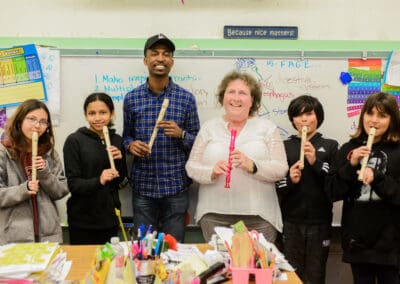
[199,213,277,243]
[351,263,399,284]
[132,190,189,243]
[282,221,331,284]
[68,225,118,245]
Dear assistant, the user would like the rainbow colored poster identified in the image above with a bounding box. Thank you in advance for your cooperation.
[381,84,400,108]
[346,59,382,117]
[0,44,47,107]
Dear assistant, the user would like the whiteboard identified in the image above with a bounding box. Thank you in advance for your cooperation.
[56,56,358,226]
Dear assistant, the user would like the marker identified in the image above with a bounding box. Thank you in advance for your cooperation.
[146,224,153,236]
[154,232,165,256]
[146,233,154,256]
[139,224,146,239]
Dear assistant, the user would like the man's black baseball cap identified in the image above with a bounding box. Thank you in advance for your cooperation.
[144,33,175,56]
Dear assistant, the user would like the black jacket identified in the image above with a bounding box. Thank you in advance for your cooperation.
[277,132,338,224]
[63,127,127,229]
[326,136,400,266]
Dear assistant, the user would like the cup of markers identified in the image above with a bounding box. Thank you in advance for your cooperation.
[131,224,177,284]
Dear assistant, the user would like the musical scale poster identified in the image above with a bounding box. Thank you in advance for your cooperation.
[0,44,47,107]
[345,57,400,114]
[346,59,382,117]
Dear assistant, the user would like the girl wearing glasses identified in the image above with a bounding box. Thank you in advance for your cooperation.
[0,99,69,244]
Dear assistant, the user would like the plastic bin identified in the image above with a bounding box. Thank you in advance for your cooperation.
[231,266,272,284]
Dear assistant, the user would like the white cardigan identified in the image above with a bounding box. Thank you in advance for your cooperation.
[186,116,288,232]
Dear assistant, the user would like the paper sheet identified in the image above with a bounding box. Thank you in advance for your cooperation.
[384,50,400,86]
[0,242,59,279]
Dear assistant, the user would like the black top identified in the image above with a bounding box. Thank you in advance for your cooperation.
[277,132,339,224]
[63,127,127,229]
[326,136,400,266]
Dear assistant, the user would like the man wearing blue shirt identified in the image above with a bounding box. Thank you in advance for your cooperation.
[123,33,200,242]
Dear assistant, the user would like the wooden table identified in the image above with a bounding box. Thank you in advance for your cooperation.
[61,244,302,283]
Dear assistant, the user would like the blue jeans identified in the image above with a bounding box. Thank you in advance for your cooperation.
[132,190,189,242]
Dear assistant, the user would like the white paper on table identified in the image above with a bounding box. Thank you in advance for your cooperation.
[56,260,72,281]
[161,243,203,263]
[0,242,59,279]
[214,226,234,247]
[276,272,289,281]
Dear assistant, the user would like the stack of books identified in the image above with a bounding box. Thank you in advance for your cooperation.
[0,242,70,282]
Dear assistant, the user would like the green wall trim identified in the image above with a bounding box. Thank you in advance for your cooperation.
[1,37,400,58]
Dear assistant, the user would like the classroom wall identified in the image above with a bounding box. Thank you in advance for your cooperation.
[2,0,398,229]
[2,0,400,40]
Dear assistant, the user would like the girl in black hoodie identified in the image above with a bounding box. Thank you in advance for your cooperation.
[326,92,400,284]
[63,92,127,244]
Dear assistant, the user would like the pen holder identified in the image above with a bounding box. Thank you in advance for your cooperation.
[231,266,272,284]
[135,260,156,284]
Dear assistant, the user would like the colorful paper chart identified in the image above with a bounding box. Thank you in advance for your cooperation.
[348,59,382,69]
[381,84,400,109]
[346,59,382,117]
[348,68,382,82]
[382,83,400,95]
[0,44,47,107]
